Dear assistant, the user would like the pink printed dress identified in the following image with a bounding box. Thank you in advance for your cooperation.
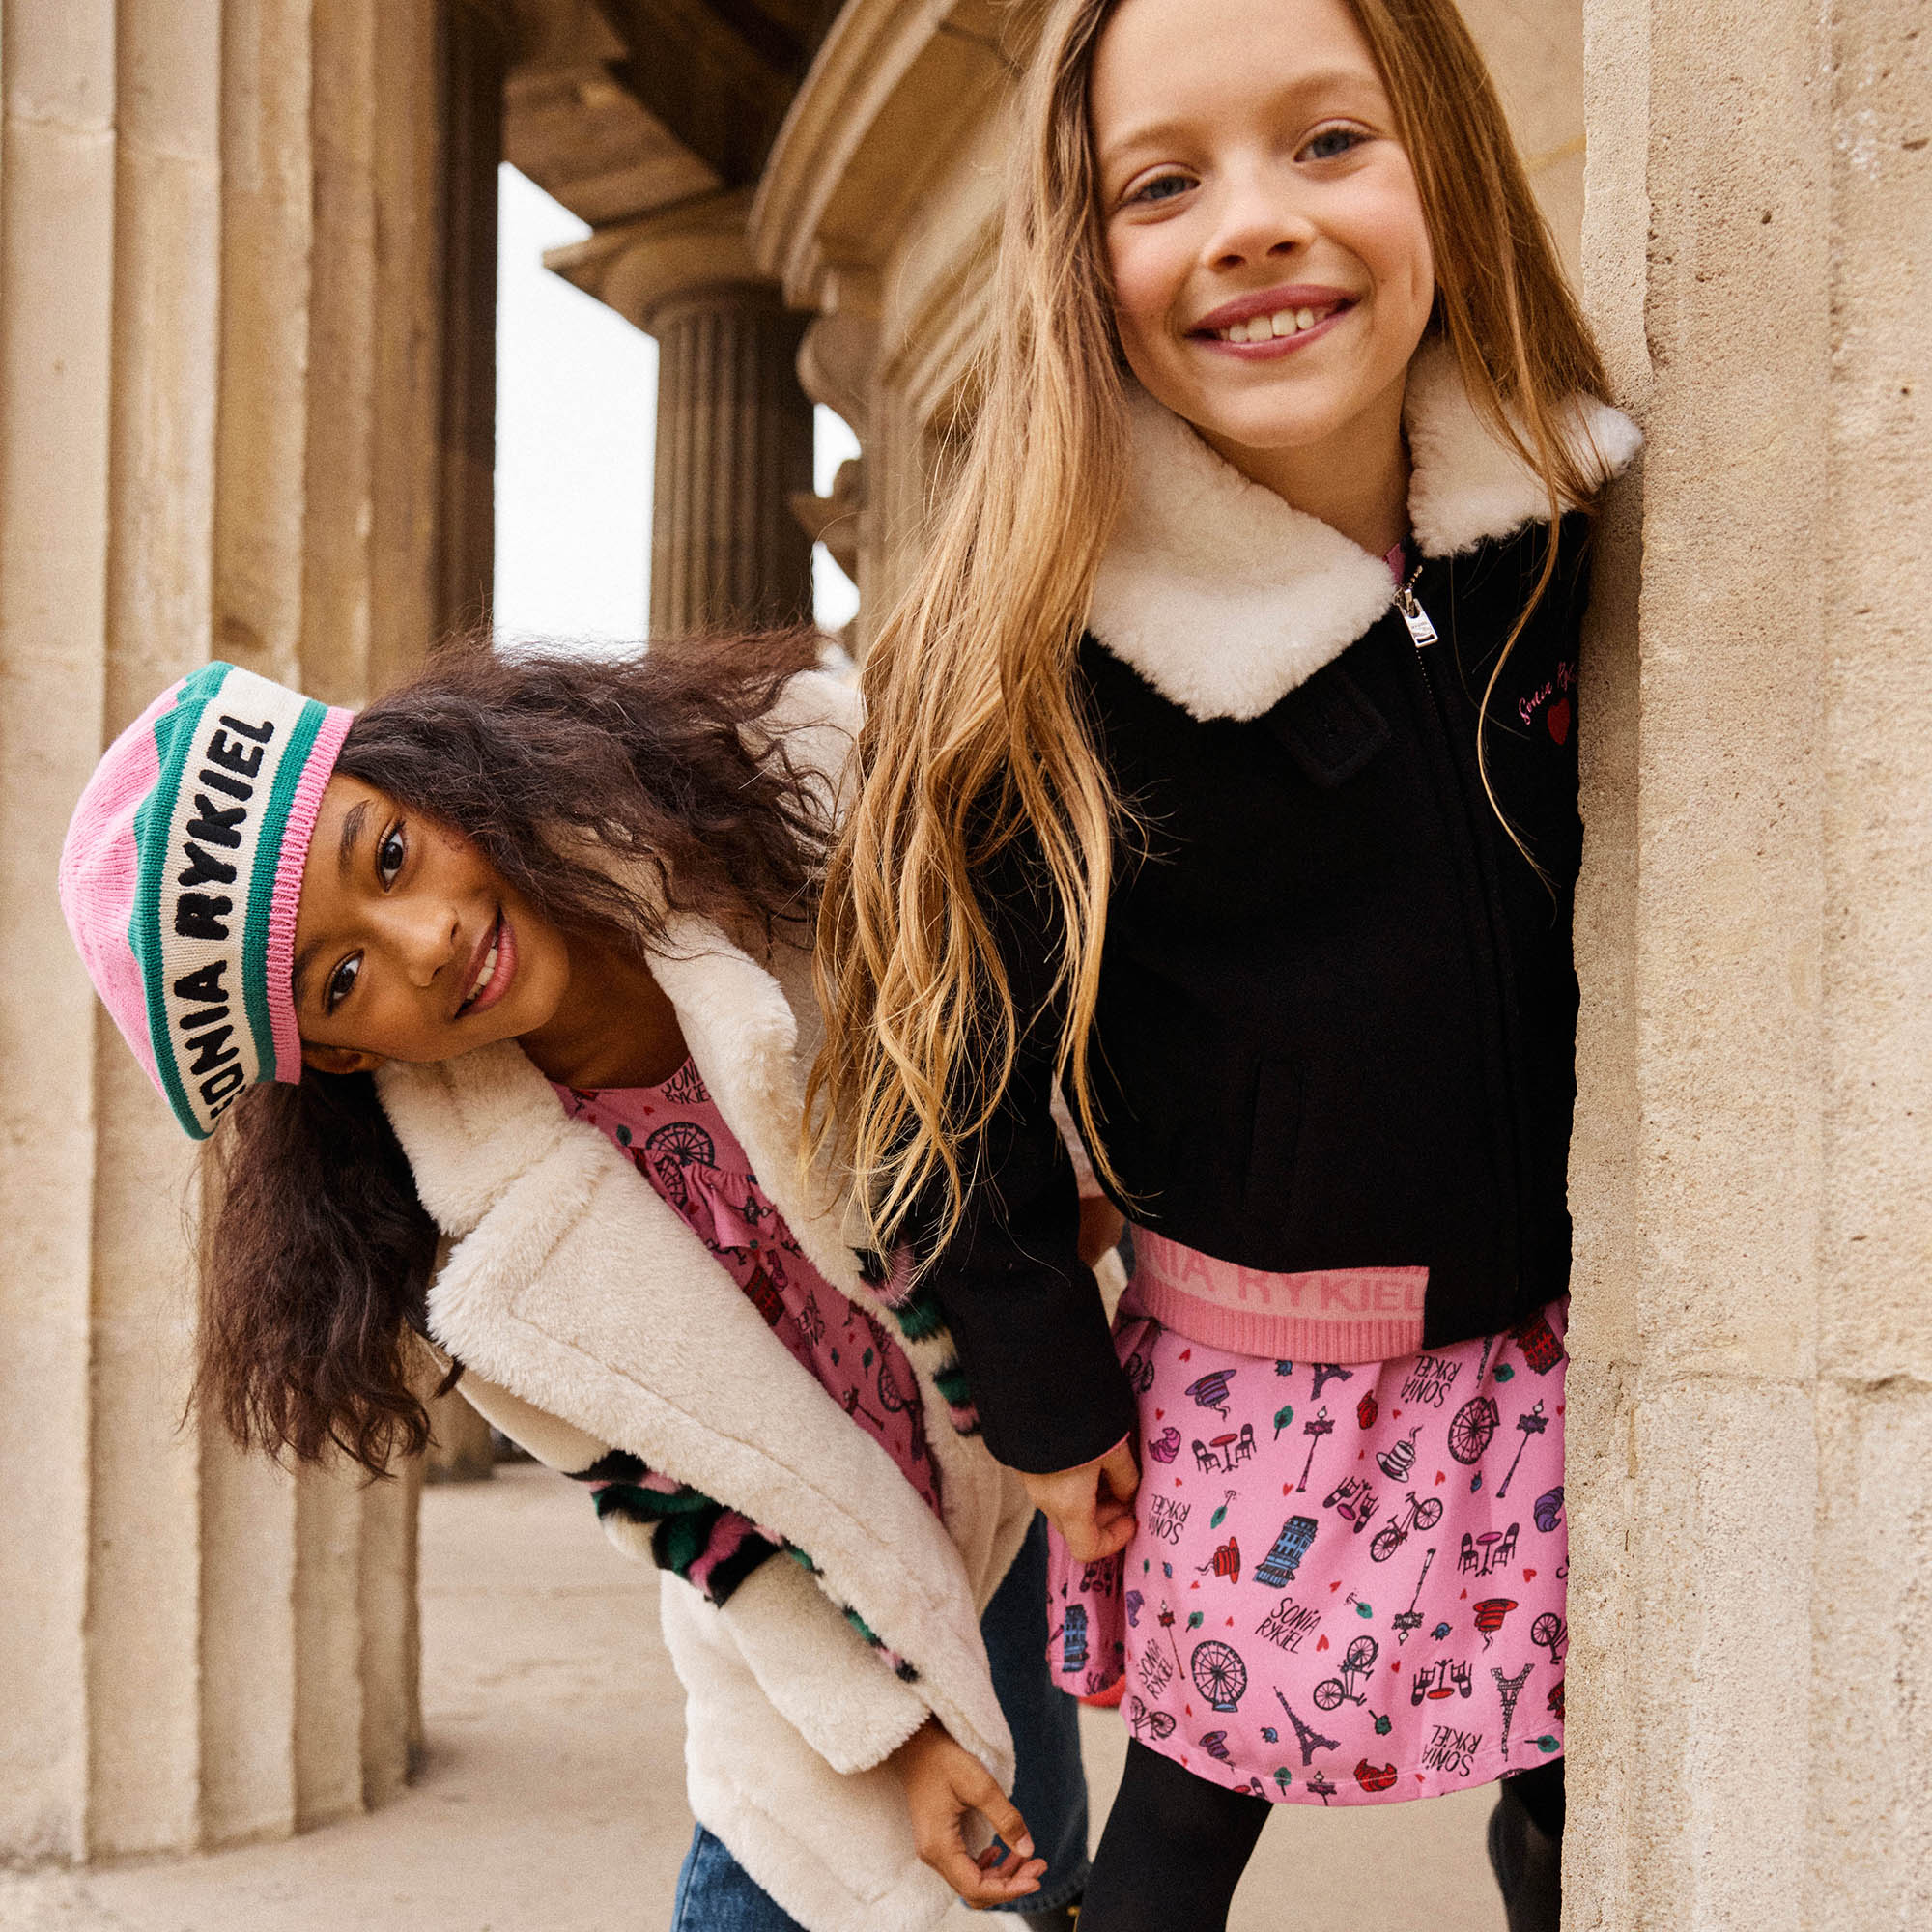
[1048,1243,1567,1807]
[554,1063,941,1591]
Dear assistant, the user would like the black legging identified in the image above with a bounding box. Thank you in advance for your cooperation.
[1080,1743,1567,1932]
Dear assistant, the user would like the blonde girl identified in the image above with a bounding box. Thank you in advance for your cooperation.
[811,0,1638,1925]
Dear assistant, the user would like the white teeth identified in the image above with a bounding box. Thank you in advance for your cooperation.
[468,941,497,1004]
[1216,304,1339,344]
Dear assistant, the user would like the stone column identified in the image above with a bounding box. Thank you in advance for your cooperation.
[1570,0,1931,1923]
[0,0,460,1863]
[648,284,813,634]
[548,191,815,635]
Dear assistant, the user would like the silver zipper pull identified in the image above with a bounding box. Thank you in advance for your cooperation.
[1395,568,1437,648]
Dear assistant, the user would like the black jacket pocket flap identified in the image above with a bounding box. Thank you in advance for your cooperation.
[1263,663,1390,787]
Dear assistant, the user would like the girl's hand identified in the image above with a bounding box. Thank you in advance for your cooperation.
[1021,1438,1140,1564]
[892,1719,1047,1906]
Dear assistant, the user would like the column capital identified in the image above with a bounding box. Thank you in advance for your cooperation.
[545,187,787,336]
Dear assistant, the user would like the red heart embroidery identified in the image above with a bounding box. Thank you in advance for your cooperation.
[1460,1589,1468,1600]
[1392,1408,1402,1418]
[1283,1484,1293,1494]
[1435,1470,1446,1485]
[1390,1660,1402,1673]
[1226,1617,1235,1627]
[1329,1580,1343,1593]
[1179,1349,1192,1361]
[1548,697,1572,745]
[1523,1568,1537,1582]
[1316,1635,1331,1651]
[1155,1409,1164,1420]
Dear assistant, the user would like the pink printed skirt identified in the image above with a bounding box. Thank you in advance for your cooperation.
[1047,1289,1569,1805]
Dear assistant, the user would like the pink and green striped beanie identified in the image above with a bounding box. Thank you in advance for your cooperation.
[59,662,355,1139]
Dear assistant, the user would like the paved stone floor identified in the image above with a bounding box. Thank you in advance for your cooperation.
[1,1463,1506,1931]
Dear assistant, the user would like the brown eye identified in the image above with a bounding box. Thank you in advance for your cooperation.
[376,824,406,889]
[326,953,362,1012]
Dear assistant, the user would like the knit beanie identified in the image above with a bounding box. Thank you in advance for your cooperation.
[59,662,355,1138]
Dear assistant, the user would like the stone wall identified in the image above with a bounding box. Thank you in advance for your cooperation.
[1568,0,1932,1922]
[0,0,495,1862]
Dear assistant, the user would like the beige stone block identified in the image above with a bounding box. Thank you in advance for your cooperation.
[0,0,117,1864]
[199,1429,298,1849]
[294,1462,367,1832]
[1817,0,1932,1384]
[1557,1359,1635,1920]
[85,1044,203,1859]
[214,0,314,684]
[1569,463,1643,1375]
[85,0,224,1859]
[1623,0,1832,1384]
[300,0,378,707]
[357,1462,422,1807]
[1574,1374,1816,1930]
[1806,1381,1932,1927]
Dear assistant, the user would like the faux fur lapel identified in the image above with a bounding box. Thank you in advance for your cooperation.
[380,1038,1014,1775]
[1088,341,1642,722]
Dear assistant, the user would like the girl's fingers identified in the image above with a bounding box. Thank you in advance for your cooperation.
[913,1754,1044,1905]
[953,1849,1048,1906]
[964,1776,1034,1863]
[924,1827,1043,1904]
[1100,1439,1142,1503]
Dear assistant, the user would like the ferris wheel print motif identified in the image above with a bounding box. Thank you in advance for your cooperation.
[1448,1391,1500,1464]
[1190,1639,1248,1713]
[643,1120,717,1212]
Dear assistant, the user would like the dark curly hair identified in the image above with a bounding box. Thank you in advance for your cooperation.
[199,631,838,1475]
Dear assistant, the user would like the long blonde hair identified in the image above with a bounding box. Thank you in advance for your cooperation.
[809,0,1613,1259]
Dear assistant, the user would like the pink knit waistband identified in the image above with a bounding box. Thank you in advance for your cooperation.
[1129,1229,1427,1364]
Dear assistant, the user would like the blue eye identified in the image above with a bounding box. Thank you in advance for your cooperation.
[326,953,362,1012]
[1303,126,1365,162]
[377,824,406,889]
[1132,172,1194,206]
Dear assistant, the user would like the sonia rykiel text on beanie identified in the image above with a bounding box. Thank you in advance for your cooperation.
[59,662,355,1138]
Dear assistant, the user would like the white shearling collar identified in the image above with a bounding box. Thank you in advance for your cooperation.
[1087,342,1641,722]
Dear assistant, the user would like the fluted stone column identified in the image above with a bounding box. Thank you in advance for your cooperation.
[648,284,814,635]
[0,0,478,1864]
[1569,0,1932,1923]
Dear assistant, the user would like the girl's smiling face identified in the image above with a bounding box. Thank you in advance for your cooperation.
[292,774,573,1074]
[1091,0,1435,498]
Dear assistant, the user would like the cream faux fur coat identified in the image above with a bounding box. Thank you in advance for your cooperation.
[375,672,1036,1932]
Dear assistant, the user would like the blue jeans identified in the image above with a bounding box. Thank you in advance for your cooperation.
[671,1514,1090,1927]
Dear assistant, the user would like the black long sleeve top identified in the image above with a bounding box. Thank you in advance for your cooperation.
[918,517,1597,1475]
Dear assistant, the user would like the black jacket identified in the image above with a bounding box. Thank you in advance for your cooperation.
[918,356,1638,1474]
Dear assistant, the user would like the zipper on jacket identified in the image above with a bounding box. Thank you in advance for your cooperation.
[1395,565,1439,648]
[1396,567,1529,1323]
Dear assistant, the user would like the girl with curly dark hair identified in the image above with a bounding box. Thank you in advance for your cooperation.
[58,638,1089,1932]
